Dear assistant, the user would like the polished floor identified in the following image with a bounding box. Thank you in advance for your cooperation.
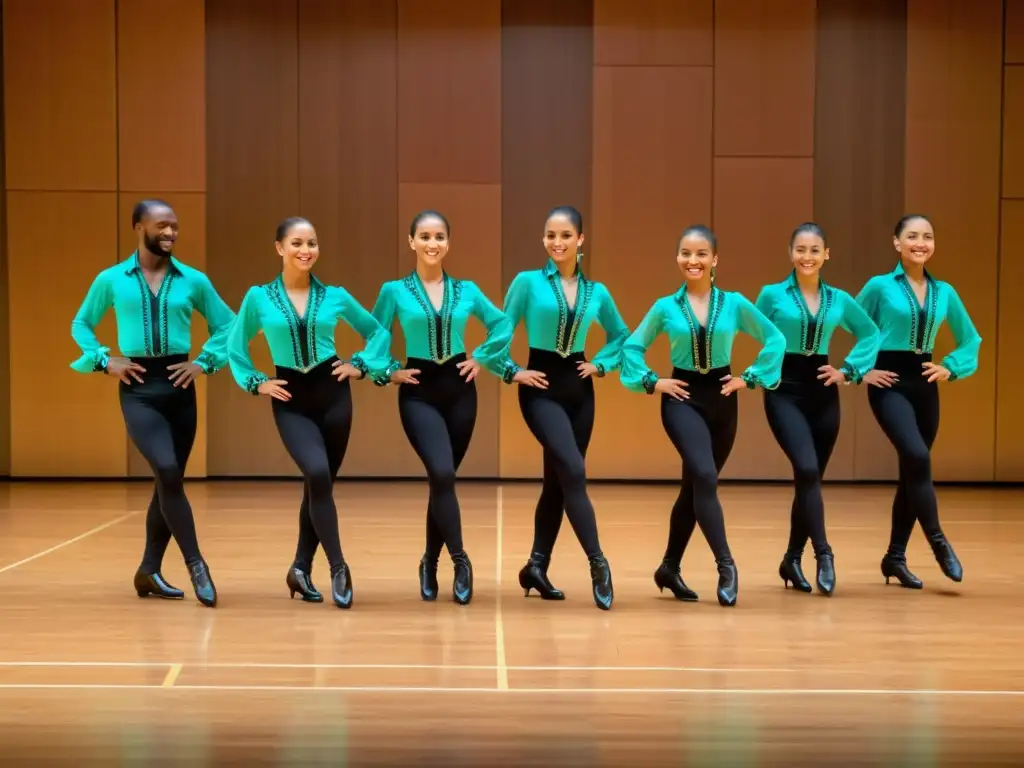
[0,479,1021,765]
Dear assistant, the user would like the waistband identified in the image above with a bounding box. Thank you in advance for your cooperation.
[875,350,933,376]
[125,354,190,382]
[406,352,468,373]
[671,365,731,385]
[527,348,586,369]
[274,356,340,385]
[781,353,829,380]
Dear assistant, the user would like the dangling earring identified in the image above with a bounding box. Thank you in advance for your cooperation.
[576,248,583,266]
[711,265,716,283]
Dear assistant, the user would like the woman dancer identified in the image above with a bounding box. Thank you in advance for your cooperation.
[70,199,235,607]
[365,210,516,605]
[501,205,629,610]
[857,214,980,589]
[754,222,880,596]
[226,217,393,609]
[620,225,785,607]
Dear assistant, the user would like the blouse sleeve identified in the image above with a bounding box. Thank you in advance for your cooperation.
[619,300,665,394]
[939,284,982,381]
[589,284,630,376]
[734,293,785,390]
[836,290,880,384]
[69,272,114,373]
[191,273,238,375]
[468,282,518,381]
[336,287,394,382]
[227,287,271,395]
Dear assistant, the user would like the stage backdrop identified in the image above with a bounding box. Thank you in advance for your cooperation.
[1,0,1021,482]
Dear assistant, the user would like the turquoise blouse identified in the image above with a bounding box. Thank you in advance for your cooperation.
[621,284,786,394]
[70,251,236,374]
[754,271,881,383]
[366,271,516,385]
[227,274,393,394]
[500,259,630,382]
[855,262,981,381]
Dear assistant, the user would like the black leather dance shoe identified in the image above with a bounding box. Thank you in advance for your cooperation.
[286,567,323,602]
[133,569,184,600]
[778,552,813,593]
[880,553,923,589]
[188,560,217,607]
[716,557,738,607]
[331,562,353,608]
[815,551,836,596]
[419,556,439,601]
[452,551,473,605]
[589,554,613,610]
[653,559,698,601]
[928,534,963,583]
[518,552,565,600]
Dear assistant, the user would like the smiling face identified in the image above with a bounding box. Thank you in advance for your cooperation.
[135,203,178,258]
[408,214,449,269]
[894,216,934,267]
[276,220,319,273]
[677,232,717,285]
[790,231,829,277]
[543,213,583,268]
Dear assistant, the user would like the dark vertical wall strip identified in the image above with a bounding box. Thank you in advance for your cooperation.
[0,0,8,476]
[500,0,594,287]
[813,0,907,479]
[205,0,300,475]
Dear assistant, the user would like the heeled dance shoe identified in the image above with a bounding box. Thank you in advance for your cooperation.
[716,557,738,607]
[452,551,473,605]
[589,554,613,610]
[286,567,323,602]
[778,551,812,593]
[134,569,184,600]
[518,552,565,600]
[815,551,836,596]
[928,533,963,583]
[418,556,439,601]
[331,561,353,608]
[880,553,923,589]
[653,559,698,601]
[188,559,217,607]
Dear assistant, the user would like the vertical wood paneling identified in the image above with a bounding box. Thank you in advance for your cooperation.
[713,158,815,480]
[1006,0,1024,63]
[0,10,7,475]
[205,0,299,476]
[2,0,117,191]
[296,0,399,478]
[713,0,817,158]
[590,65,714,479]
[1001,67,1024,199]
[996,200,1024,479]
[116,0,205,193]
[8,192,125,476]
[397,0,501,185]
[500,0,594,478]
[814,0,907,481]
[595,0,713,66]
[905,0,1003,481]
[119,193,209,479]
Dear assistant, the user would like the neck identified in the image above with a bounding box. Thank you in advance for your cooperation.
[555,259,577,280]
[795,270,819,292]
[901,259,926,281]
[416,262,443,283]
[281,267,310,290]
[686,279,713,298]
[137,247,167,271]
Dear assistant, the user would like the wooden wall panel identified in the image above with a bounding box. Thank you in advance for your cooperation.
[996,200,1024,479]
[8,192,124,476]
[1002,66,1024,199]
[296,0,399,478]
[397,184,502,478]
[118,193,208,479]
[713,0,816,158]
[397,0,500,185]
[500,0,594,478]
[116,0,205,194]
[814,0,907,481]
[713,158,815,480]
[205,0,299,476]
[904,0,1003,481]
[594,0,713,66]
[0,10,7,476]
[2,0,117,191]
[589,65,713,479]
[1007,0,1024,64]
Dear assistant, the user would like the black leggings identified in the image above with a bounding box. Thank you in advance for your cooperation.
[517,348,601,560]
[401,353,477,561]
[660,366,737,564]
[763,354,840,558]
[867,351,942,554]
[119,354,202,572]
[274,357,353,576]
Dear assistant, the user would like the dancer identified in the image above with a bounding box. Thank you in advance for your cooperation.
[226,216,393,609]
[365,210,516,605]
[856,214,980,589]
[620,225,785,607]
[70,199,234,607]
[500,205,629,610]
[754,222,880,596]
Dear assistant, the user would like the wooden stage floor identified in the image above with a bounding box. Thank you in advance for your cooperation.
[0,479,1021,765]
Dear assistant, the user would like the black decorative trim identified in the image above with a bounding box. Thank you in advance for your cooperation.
[641,369,659,394]
[244,373,268,395]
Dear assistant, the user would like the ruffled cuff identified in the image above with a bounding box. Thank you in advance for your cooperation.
[70,347,111,374]
[740,369,779,391]
[193,351,218,375]
[369,358,401,387]
[594,362,606,378]
[244,372,269,395]
[501,360,522,385]
[840,363,864,385]
[641,370,659,395]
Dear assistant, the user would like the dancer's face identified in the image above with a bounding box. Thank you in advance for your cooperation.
[790,232,829,277]
[894,217,934,267]
[408,215,449,269]
[276,222,319,272]
[677,234,717,284]
[543,214,583,268]
[136,205,178,258]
